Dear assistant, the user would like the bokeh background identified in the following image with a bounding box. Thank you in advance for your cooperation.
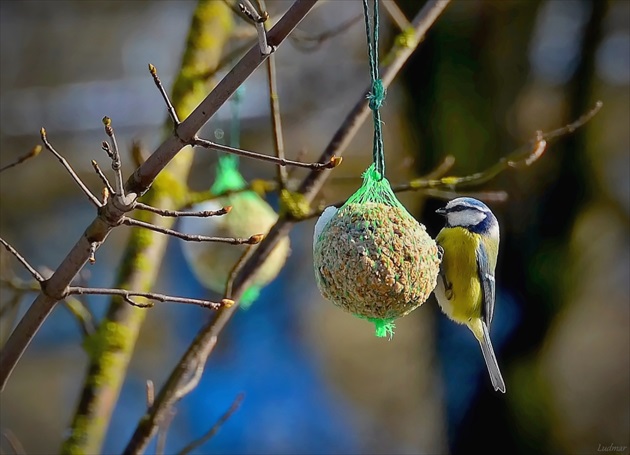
[1,1,628,454]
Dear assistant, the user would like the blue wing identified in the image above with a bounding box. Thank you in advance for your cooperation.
[476,243,495,326]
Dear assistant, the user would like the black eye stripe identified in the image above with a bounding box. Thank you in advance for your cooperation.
[447,205,484,213]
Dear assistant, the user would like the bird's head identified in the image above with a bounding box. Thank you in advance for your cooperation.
[436,197,499,237]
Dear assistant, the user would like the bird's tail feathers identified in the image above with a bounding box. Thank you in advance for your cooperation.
[478,321,506,393]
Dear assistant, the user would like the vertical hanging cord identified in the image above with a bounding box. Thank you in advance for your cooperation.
[362,0,386,179]
[230,85,244,150]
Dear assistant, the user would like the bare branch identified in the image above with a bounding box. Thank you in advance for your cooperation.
[121,217,263,245]
[156,409,177,455]
[382,0,412,31]
[40,128,102,208]
[176,393,245,455]
[174,362,205,401]
[261,0,289,190]
[146,380,155,408]
[102,117,126,197]
[290,14,363,52]
[0,237,44,283]
[91,160,115,195]
[542,100,603,142]
[66,286,232,311]
[88,243,97,265]
[134,203,232,218]
[240,0,274,55]
[1,428,26,455]
[192,137,342,170]
[224,245,256,301]
[149,64,181,127]
[0,145,42,173]
[62,296,96,338]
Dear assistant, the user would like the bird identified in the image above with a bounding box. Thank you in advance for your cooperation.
[434,197,506,393]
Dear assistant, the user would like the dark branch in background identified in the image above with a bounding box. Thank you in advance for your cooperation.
[0,145,42,173]
[1,428,26,455]
[290,14,363,51]
[62,296,97,338]
[176,393,245,455]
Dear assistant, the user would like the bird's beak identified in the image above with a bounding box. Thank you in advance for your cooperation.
[435,207,446,216]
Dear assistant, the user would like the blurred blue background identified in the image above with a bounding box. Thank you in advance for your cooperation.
[1,1,628,454]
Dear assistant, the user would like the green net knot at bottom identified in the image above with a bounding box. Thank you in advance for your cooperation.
[239,286,261,311]
[367,317,396,339]
[211,155,246,195]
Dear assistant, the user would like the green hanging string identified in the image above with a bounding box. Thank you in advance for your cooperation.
[363,0,386,179]
[211,86,246,195]
[230,85,244,150]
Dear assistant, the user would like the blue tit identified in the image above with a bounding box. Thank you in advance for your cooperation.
[434,197,506,393]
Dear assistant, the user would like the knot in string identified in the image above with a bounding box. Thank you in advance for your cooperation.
[362,0,385,179]
[368,79,386,111]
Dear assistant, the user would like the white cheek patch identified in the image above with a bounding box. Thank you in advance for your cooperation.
[447,209,486,227]
[313,206,338,250]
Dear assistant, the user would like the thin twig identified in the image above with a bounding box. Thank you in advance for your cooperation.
[149,64,181,127]
[382,0,412,31]
[240,0,274,55]
[174,362,205,400]
[542,100,603,141]
[102,117,126,197]
[1,428,26,455]
[134,202,232,218]
[66,286,232,311]
[40,128,102,208]
[155,409,177,455]
[392,131,550,192]
[62,296,97,338]
[0,237,44,283]
[224,245,256,300]
[91,160,115,195]
[121,217,263,245]
[88,242,97,264]
[0,145,42,173]
[290,14,363,52]
[192,137,341,170]
[176,393,245,455]
[200,38,258,82]
[146,380,155,408]
[260,0,288,190]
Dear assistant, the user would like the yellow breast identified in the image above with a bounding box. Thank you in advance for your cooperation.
[435,227,482,324]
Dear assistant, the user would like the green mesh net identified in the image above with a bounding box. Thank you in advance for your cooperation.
[314,164,440,338]
[211,155,246,196]
[342,163,405,210]
[204,154,284,308]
